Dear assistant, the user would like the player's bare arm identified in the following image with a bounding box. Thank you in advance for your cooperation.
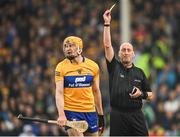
[55,80,67,127]
[92,78,103,115]
[92,78,104,136]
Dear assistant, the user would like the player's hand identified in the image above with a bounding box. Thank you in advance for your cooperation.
[98,115,105,136]
[129,87,142,98]
[57,115,67,127]
[103,10,111,24]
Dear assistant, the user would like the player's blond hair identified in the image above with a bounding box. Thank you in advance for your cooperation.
[63,36,83,49]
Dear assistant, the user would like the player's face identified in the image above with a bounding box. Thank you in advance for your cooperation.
[63,41,79,60]
[118,43,134,65]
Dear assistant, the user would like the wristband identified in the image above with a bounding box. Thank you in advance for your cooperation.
[98,115,104,126]
[104,24,110,27]
[98,115,105,135]
[141,92,148,99]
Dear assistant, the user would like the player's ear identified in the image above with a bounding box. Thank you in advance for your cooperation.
[77,48,82,55]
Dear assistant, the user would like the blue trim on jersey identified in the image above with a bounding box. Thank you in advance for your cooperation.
[64,110,98,133]
[64,75,93,88]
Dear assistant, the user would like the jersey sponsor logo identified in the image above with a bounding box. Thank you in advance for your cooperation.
[64,75,93,88]
[75,76,86,83]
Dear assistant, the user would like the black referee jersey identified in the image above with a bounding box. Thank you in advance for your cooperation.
[106,56,152,111]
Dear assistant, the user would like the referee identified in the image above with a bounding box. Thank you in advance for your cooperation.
[103,10,153,136]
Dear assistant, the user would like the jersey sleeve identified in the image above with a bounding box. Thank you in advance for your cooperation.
[93,63,100,81]
[106,55,117,74]
[141,69,152,93]
[55,63,64,82]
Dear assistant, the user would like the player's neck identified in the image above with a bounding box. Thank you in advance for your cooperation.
[71,55,83,64]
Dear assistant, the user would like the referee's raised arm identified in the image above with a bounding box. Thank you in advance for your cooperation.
[102,7,153,136]
[103,10,114,62]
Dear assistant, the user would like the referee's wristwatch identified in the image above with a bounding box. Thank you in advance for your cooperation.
[140,91,148,99]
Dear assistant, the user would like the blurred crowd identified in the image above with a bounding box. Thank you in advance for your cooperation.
[0,0,179,136]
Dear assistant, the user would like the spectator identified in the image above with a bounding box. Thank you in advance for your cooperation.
[19,125,36,137]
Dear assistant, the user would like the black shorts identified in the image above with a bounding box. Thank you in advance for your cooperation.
[110,108,149,136]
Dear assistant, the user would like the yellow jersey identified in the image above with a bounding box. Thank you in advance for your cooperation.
[55,57,99,112]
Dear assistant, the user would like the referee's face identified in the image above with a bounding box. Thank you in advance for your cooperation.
[119,43,134,65]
